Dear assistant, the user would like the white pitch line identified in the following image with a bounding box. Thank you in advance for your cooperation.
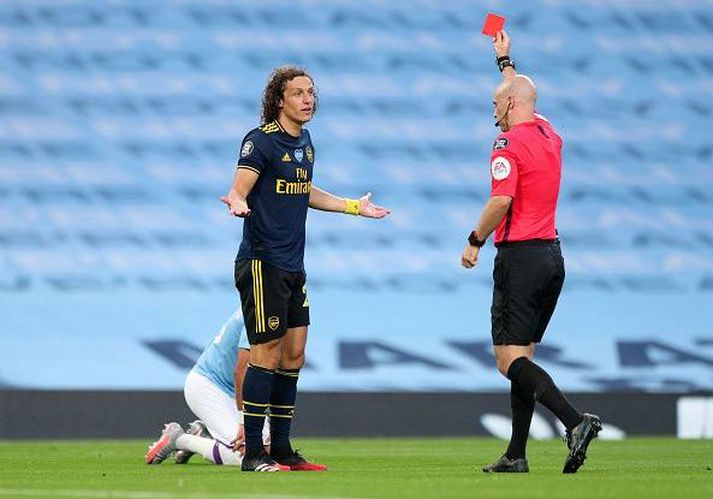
[0,490,368,499]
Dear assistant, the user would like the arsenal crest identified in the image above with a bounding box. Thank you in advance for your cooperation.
[268,316,280,331]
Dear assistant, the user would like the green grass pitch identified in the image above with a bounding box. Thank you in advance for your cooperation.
[0,438,712,498]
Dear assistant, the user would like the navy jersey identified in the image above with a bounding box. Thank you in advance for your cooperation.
[236,120,315,272]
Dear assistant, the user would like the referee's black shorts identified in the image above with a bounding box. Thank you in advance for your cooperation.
[491,239,565,346]
[235,258,310,345]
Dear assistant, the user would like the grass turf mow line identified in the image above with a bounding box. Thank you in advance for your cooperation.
[0,438,711,499]
[0,490,363,499]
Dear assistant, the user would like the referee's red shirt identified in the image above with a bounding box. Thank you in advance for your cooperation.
[489,113,562,244]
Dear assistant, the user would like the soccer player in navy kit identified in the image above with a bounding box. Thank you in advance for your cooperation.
[461,31,600,474]
[221,66,390,472]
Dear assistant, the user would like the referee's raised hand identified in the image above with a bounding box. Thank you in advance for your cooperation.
[493,30,510,58]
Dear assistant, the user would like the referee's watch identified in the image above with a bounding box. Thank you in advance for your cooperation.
[468,230,486,248]
[496,55,516,73]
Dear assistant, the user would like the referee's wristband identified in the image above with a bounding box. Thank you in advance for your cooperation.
[498,59,516,73]
[468,230,486,248]
[239,411,245,425]
[344,198,360,216]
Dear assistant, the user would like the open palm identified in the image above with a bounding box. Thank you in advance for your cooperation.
[358,192,390,219]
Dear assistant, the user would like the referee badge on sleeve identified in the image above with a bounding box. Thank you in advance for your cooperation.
[491,156,511,180]
[493,137,509,150]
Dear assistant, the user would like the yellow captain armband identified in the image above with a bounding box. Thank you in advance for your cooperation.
[344,198,360,216]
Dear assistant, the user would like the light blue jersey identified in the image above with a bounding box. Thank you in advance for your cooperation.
[193,310,251,397]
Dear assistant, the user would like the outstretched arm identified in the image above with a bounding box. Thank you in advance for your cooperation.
[221,168,258,217]
[494,30,516,81]
[309,186,390,219]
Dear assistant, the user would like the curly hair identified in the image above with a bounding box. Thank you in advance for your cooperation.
[260,65,318,124]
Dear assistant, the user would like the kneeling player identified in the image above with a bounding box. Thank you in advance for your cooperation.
[146,310,280,470]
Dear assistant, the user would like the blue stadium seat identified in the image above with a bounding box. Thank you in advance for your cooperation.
[0,0,711,392]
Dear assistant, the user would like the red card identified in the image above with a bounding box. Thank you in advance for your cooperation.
[482,13,506,36]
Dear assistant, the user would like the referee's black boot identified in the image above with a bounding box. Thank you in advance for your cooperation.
[563,413,602,474]
[482,454,529,473]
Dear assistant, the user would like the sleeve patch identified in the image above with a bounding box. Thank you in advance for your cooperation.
[493,137,509,150]
[491,156,511,181]
[240,140,254,158]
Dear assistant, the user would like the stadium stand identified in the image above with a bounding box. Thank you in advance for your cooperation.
[0,0,712,405]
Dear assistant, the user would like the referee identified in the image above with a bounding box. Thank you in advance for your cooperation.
[461,31,601,474]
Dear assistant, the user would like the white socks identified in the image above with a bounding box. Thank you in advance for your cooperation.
[176,434,242,466]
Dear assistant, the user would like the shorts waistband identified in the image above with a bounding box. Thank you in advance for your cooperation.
[495,239,559,249]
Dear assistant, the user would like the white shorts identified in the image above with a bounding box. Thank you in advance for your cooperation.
[184,370,270,446]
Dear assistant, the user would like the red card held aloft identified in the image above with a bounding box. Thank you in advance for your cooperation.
[482,13,506,36]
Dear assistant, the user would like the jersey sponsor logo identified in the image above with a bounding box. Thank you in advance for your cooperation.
[276,179,312,195]
[241,140,254,158]
[268,316,280,331]
[281,152,291,162]
[493,137,509,150]
[294,149,304,162]
[306,146,313,163]
[491,156,511,181]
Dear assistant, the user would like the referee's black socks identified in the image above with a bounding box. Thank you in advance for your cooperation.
[507,357,584,431]
[506,380,535,460]
[242,364,275,458]
[269,368,299,457]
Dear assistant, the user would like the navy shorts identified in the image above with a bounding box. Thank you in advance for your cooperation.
[235,259,310,345]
